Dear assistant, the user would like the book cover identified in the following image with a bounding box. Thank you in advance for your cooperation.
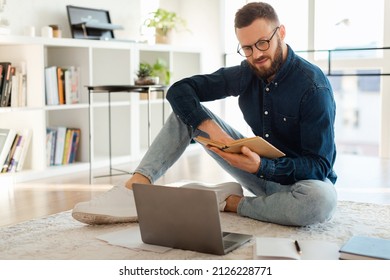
[57,67,65,105]
[68,128,80,163]
[339,236,390,260]
[46,128,57,166]
[1,134,21,173]
[9,62,27,107]
[254,237,340,260]
[15,129,32,172]
[45,66,59,105]
[64,66,80,104]
[62,128,74,164]
[7,134,23,172]
[54,126,67,165]
[0,62,12,107]
[0,128,17,168]
[196,136,285,159]
[10,67,19,107]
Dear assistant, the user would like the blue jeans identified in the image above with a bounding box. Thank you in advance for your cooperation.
[135,108,337,226]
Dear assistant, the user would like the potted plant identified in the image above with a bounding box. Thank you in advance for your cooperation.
[135,62,159,85]
[144,8,188,44]
[152,58,171,85]
[135,59,171,85]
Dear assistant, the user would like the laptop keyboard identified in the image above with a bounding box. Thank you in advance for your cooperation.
[223,239,236,249]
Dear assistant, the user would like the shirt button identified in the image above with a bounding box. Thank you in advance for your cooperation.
[264,111,268,115]
[265,133,269,138]
[265,87,270,92]
[283,117,287,121]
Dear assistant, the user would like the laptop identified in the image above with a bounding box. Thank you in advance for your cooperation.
[132,183,252,255]
[66,5,123,40]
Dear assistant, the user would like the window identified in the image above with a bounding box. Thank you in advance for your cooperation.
[222,0,388,157]
[314,0,384,50]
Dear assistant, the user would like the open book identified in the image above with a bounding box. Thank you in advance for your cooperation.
[195,136,285,159]
[254,237,340,260]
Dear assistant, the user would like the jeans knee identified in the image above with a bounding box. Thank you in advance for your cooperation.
[293,185,337,226]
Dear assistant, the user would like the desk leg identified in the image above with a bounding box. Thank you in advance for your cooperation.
[147,88,151,147]
[88,90,92,184]
[162,89,165,126]
[108,91,112,175]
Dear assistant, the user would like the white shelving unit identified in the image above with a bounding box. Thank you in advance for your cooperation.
[0,35,202,182]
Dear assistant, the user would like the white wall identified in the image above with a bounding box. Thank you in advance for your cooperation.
[0,0,224,73]
[160,0,224,73]
[1,0,141,39]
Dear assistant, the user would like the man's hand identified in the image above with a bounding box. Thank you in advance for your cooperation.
[209,145,261,174]
[197,119,261,173]
[197,119,234,144]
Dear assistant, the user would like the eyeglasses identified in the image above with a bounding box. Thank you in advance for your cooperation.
[237,27,280,57]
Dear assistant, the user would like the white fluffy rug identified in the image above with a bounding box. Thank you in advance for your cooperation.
[0,200,389,260]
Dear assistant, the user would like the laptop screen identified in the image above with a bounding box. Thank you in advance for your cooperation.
[66,5,115,40]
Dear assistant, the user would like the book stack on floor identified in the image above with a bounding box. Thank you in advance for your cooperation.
[0,128,32,173]
[339,235,390,260]
[45,66,80,105]
[46,127,81,166]
[0,61,27,108]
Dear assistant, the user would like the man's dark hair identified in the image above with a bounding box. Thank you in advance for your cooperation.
[234,2,280,29]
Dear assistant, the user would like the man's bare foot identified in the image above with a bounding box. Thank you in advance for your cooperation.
[125,173,151,190]
[224,195,243,212]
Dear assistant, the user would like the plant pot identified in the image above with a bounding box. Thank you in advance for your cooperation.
[134,76,159,85]
[155,28,172,44]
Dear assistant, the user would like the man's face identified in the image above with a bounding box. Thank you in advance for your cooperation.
[236,19,284,81]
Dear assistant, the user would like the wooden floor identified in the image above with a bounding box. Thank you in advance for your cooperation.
[1,147,390,227]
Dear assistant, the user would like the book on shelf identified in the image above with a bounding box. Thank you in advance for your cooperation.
[253,237,340,260]
[57,67,65,105]
[45,65,80,106]
[46,126,81,166]
[46,127,57,166]
[0,129,33,173]
[0,128,17,168]
[0,61,27,108]
[339,235,390,260]
[195,136,285,159]
[15,129,32,172]
[62,128,80,164]
[64,66,80,104]
[54,126,67,165]
[0,62,12,107]
[45,66,59,105]
[9,62,27,107]
[1,134,21,173]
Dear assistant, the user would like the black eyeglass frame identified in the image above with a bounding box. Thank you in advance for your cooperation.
[237,26,280,57]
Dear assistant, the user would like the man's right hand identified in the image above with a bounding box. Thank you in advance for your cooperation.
[197,119,235,144]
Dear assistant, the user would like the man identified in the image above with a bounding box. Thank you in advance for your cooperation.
[72,2,337,226]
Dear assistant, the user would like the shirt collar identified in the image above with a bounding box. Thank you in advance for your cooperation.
[271,44,295,84]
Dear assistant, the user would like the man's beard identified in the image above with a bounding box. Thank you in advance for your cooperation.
[249,39,283,81]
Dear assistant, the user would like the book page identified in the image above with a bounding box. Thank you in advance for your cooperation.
[299,240,340,260]
[254,237,340,260]
[254,237,300,260]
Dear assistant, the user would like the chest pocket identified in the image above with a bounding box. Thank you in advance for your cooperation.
[274,113,299,138]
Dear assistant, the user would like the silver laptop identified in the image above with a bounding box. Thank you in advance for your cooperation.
[132,183,252,255]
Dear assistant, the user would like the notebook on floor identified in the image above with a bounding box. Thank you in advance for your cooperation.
[132,183,252,255]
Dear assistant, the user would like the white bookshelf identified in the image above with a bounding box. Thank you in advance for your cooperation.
[0,35,202,182]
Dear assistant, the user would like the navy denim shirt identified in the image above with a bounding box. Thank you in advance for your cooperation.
[167,45,337,185]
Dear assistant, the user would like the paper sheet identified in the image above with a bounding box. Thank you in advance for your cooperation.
[96,226,171,253]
